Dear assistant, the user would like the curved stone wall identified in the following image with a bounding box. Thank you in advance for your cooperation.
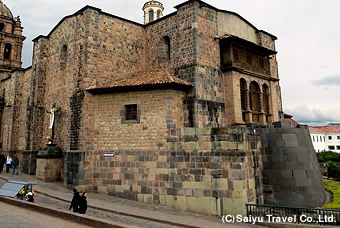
[259,121,326,207]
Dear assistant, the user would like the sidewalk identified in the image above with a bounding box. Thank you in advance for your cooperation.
[0,172,256,228]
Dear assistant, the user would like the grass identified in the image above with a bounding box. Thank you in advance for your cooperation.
[323,180,340,210]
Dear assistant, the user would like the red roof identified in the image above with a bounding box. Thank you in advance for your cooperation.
[284,113,299,126]
[309,125,340,133]
[87,70,192,92]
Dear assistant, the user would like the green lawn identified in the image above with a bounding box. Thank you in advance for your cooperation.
[323,180,340,210]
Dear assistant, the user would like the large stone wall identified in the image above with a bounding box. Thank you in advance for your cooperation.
[80,99,263,216]
[259,122,326,207]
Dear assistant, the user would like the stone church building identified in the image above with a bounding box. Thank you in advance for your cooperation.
[0,0,325,216]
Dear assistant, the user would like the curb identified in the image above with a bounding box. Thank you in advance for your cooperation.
[0,196,137,228]
[36,189,200,228]
[0,176,200,228]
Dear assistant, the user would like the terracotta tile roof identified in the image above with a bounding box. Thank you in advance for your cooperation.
[309,125,340,133]
[87,70,192,93]
[284,113,299,126]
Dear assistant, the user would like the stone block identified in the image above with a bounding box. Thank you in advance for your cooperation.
[144,194,153,204]
[159,195,166,206]
[183,181,205,189]
[222,198,236,215]
[186,197,198,213]
[137,194,144,202]
[231,190,247,199]
[166,195,175,208]
[198,197,211,215]
[203,175,212,183]
[198,141,212,150]
[115,185,124,193]
[209,197,218,216]
[214,178,228,190]
[196,128,211,136]
[183,142,198,150]
[233,180,247,191]
[233,199,247,215]
[98,186,108,195]
[183,128,196,136]
[174,196,187,211]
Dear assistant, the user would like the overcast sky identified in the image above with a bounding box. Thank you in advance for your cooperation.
[5,0,340,126]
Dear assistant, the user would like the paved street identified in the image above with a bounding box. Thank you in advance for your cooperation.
[0,201,92,228]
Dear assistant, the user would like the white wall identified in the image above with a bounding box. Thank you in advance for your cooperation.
[310,131,340,153]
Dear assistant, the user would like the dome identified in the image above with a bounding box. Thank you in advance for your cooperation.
[0,1,13,19]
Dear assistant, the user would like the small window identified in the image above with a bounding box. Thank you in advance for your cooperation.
[157,10,161,19]
[337,136,340,140]
[329,136,332,140]
[4,43,11,60]
[324,136,325,142]
[312,136,315,142]
[337,146,340,150]
[121,104,140,124]
[60,45,68,70]
[328,145,335,150]
[0,23,4,32]
[158,36,171,63]
[149,10,154,22]
[317,136,319,142]
[125,104,137,121]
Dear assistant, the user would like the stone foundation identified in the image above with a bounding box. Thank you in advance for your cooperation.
[22,151,38,175]
[36,158,63,182]
[88,127,263,216]
[64,151,86,190]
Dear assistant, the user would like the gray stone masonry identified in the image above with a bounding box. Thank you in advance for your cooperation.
[259,121,326,207]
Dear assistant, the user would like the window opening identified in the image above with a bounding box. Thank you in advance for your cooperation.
[125,104,137,121]
[4,43,11,60]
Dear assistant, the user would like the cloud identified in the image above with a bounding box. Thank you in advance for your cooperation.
[284,104,339,126]
[312,75,340,86]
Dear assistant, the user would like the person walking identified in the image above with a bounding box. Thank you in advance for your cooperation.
[0,152,5,174]
[5,155,12,173]
[69,189,80,212]
[78,192,88,214]
[12,155,19,175]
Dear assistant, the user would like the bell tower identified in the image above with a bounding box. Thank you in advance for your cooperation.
[0,0,25,73]
[143,1,164,24]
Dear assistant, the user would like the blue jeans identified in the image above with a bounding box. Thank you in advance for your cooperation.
[12,165,18,175]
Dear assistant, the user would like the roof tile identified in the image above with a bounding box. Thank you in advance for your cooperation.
[87,70,192,91]
[309,125,340,133]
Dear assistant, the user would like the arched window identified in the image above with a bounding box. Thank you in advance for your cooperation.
[0,23,4,32]
[157,10,161,19]
[60,45,68,70]
[240,78,247,122]
[263,84,270,114]
[249,82,260,112]
[4,43,11,60]
[158,36,170,63]
[240,79,247,111]
[149,9,154,22]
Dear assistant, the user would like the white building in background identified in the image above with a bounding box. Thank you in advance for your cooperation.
[309,124,340,153]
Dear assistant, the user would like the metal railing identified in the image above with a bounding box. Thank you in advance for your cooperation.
[246,203,340,226]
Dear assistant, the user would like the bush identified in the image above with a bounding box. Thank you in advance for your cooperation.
[317,151,340,163]
[328,162,340,181]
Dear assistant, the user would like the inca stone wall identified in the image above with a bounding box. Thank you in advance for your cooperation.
[64,151,86,189]
[78,122,262,216]
[259,121,326,207]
